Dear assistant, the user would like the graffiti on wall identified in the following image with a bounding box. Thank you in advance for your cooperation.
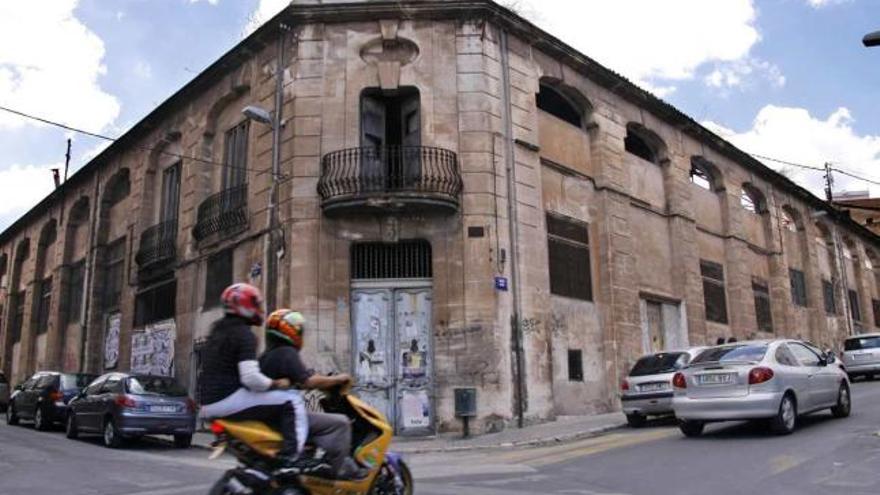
[103,313,121,369]
[130,319,176,376]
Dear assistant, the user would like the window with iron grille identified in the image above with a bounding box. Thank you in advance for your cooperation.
[35,276,52,334]
[351,240,432,280]
[789,268,807,307]
[849,289,862,322]
[103,238,126,310]
[873,299,880,327]
[135,279,176,327]
[568,349,584,381]
[11,291,25,343]
[701,260,728,324]
[752,277,773,333]
[823,279,836,315]
[65,260,86,326]
[547,213,592,301]
[204,249,233,308]
[222,121,249,189]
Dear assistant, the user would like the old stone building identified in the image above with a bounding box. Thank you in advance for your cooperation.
[2,0,880,435]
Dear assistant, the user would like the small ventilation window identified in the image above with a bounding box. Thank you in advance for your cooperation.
[568,349,584,381]
[536,85,582,128]
[351,240,432,280]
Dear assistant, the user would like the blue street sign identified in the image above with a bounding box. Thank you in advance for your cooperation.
[495,276,508,291]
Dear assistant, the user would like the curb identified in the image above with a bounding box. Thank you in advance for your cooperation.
[183,422,628,454]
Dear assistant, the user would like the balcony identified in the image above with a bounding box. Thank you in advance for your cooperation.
[135,218,177,277]
[193,183,249,242]
[317,146,462,216]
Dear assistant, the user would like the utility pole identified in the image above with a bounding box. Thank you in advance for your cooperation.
[64,138,71,182]
[823,162,855,336]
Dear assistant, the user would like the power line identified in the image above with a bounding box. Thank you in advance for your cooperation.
[0,104,275,176]
[830,167,880,188]
[746,152,826,172]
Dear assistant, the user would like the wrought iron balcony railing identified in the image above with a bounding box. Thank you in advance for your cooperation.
[135,218,177,269]
[317,146,462,214]
[193,183,249,241]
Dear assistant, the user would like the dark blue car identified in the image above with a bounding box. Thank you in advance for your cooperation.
[66,372,196,448]
[5,371,96,430]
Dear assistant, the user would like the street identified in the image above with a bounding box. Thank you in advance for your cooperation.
[2,381,880,495]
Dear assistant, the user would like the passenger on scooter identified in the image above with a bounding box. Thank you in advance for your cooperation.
[261,309,370,480]
[198,283,308,468]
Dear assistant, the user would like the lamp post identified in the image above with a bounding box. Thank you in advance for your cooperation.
[864,30,880,47]
[242,24,288,312]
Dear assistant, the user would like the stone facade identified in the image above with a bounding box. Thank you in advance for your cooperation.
[2,0,880,435]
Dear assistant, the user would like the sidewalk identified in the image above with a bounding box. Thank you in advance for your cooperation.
[188,412,627,454]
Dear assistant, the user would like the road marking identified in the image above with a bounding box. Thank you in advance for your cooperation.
[495,429,676,467]
[769,454,805,475]
[126,484,212,495]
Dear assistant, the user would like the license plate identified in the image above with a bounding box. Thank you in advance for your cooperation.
[853,353,873,361]
[698,373,735,385]
[639,382,667,392]
[150,405,178,413]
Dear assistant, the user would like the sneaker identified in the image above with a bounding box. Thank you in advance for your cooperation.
[336,457,370,480]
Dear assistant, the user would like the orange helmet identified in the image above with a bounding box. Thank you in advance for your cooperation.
[266,309,306,349]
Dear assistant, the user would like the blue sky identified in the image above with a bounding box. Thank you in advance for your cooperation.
[1,0,879,231]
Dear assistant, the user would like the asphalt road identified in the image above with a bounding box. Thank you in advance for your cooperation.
[1,381,879,495]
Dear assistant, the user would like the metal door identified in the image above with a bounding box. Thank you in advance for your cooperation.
[646,302,664,353]
[351,285,433,435]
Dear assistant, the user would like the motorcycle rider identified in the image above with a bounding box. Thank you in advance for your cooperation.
[261,309,369,480]
[198,283,308,467]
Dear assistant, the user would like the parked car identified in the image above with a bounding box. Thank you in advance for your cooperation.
[66,372,196,448]
[841,333,880,381]
[5,371,96,430]
[0,372,9,412]
[672,339,851,437]
[620,347,705,427]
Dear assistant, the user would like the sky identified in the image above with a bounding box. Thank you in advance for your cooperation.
[0,0,879,231]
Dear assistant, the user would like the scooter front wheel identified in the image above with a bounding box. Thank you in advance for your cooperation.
[370,460,414,495]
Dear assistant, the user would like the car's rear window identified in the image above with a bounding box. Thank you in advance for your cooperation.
[127,377,188,397]
[691,344,768,364]
[844,336,880,351]
[629,353,688,376]
[60,374,96,391]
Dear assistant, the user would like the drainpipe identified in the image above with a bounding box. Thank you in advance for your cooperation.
[499,28,526,429]
[264,24,288,312]
[79,169,102,372]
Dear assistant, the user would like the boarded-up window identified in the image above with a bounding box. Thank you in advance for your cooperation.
[222,121,249,189]
[873,299,880,327]
[65,260,86,326]
[789,268,807,307]
[849,289,861,322]
[204,249,233,308]
[752,277,773,333]
[823,279,836,315]
[568,349,584,381]
[547,214,592,301]
[103,238,126,310]
[135,279,176,327]
[701,260,728,324]
[35,276,52,334]
[11,291,25,343]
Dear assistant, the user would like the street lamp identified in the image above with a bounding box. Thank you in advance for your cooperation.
[242,105,274,126]
[864,30,880,47]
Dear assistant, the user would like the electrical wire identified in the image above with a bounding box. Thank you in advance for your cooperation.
[746,152,826,172]
[0,104,276,176]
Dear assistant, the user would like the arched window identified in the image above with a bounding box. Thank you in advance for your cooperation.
[741,184,765,214]
[536,84,582,128]
[624,131,656,163]
[781,210,798,232]
[103,168,131,207]
[689,159,717,191]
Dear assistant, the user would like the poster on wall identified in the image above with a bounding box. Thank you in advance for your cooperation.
[103,312,121,369]
[130,319,176,376]
[400,389,431,429]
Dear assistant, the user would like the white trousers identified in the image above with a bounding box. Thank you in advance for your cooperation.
[201,388,308,453]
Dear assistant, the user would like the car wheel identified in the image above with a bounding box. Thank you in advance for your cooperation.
[66,413,79,439]
[626,413,647,428]
[831,383,852,418]
[33,406,47,431]
[6,404,19,426]
[103,418,123,449]
[174,434,193,449]
[678,420,704,437]
[770,393,797,435]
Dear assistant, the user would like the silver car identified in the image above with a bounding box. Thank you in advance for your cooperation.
[621,348,704,427]
[841,333,880,381]
[672,339,851,437]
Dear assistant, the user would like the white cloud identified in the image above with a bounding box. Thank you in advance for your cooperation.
[189,0,219,5]
[516,0,763,95]
[0,164,58,218]
[704,58,785,90]
[0,0,119,132]
[244,0,289,36]
[133,60,153,79]
[703,105,880,197]
[806,0,851,8]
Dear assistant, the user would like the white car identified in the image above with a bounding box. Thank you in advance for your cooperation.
[620,347,705,427]
[841,333,880,381]
[672,339,851,437]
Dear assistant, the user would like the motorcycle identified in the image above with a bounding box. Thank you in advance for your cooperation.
[207,385,414,495]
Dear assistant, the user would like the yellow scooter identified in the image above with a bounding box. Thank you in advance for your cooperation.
[207,386,414,495]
